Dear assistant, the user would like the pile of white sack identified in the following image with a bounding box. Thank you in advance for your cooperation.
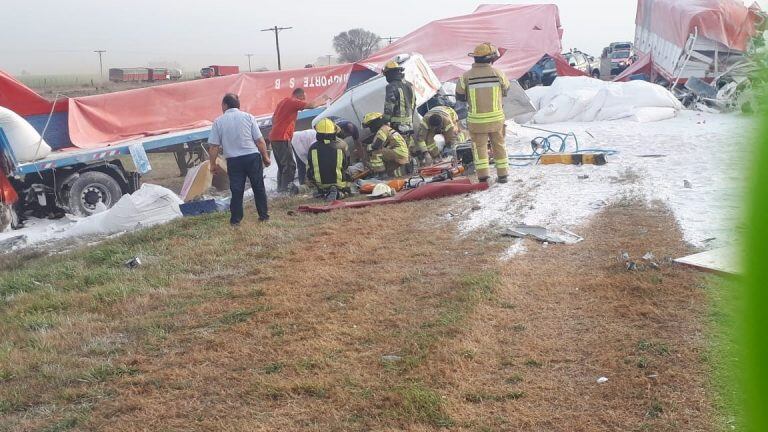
[67,184,183,238]
[519,77,683,124]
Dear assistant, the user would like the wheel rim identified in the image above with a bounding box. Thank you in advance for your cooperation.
[80,183,111,212]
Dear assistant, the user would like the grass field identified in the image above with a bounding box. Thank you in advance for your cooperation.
[0,191,736,431]
[16,74,102,89]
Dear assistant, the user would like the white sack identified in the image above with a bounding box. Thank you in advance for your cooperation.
[529,77,682,124]
[630,107,677,123]
[67,184,182,237]
[0,106,52,162]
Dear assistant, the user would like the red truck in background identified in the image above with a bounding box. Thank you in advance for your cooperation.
[200,65,240,78]
[109,67,182,82]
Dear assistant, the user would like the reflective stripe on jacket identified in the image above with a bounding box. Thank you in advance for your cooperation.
[306,138,349,188]
[383,80,416,125]
[457,63,510,125]
[373,125,410,160]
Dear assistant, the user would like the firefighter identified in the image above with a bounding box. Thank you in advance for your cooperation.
[382,61,425,164]
[455,42,511,183]
[305,118,350,200]
[362,112,410,178]
[415,105,465,160]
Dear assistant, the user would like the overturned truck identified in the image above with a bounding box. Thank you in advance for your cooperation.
[621,0,766,110]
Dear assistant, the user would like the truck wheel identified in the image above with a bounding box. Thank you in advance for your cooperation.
[592,70,601,79]
[67,171,124,217]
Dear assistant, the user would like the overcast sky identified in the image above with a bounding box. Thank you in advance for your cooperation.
[1,0,761,76]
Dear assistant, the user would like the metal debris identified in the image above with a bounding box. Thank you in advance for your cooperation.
[502,225,583,244]
[124,256,142,269]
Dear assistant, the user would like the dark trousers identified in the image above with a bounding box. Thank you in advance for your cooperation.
[272,140,296,192]
[294,148,307,185]
[226,152,268,224]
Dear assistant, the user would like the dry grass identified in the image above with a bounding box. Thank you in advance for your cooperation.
[427,201,712,431]
[0,193,716,431]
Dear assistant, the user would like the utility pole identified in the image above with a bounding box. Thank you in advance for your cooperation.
[261,26,292,70]
[326,54,333,66]
[380,36,400,45]
[94,50,106,80]
[245,53,254,72]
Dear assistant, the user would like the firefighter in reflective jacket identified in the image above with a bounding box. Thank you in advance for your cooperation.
[382,61,425,162]
[456,43,511,183]
[306,118,350,199]
[362,112,410,178]
[415,106,465,159]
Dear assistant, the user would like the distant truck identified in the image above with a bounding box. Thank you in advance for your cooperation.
[200,65,240,78]
[109,67,177,83]
[109,68,149,83]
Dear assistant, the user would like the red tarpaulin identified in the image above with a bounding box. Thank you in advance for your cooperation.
[67,64,355,147]
[4,4,575,149]
[297,178,488,214]
[0,71,67,116]
[360,4,565,81]
[636,0,762,51]
[613,53,655,82]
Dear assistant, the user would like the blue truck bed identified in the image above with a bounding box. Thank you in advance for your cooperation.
[2,108,325,176]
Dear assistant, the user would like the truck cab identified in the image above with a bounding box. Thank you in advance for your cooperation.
[200,67,214,78]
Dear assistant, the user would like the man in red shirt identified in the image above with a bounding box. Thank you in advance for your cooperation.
[268,88,322,193]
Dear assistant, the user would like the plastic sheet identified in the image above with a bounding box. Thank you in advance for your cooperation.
[0,106,52,162]
[531,77,682,124]
[359,4,565,82]
[67,184,183,237]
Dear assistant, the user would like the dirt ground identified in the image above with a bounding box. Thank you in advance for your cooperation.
[0,186,715,431]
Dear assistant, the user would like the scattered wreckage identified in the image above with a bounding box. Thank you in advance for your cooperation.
[617,0,767,113]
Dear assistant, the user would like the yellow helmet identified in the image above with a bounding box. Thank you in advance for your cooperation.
[469,42,500,59]
[314,118,339,135]
[382,60,404,73]
[362,112,384,127]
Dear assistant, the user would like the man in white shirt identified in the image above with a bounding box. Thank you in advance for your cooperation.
[208,93,271,225]
[291,129,316,185]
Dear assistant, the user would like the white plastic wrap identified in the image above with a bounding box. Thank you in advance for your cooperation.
[529,77,682,124]
[0,106,52,162]
[67,184,182,237]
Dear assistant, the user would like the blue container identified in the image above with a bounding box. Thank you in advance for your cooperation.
[628,74,649,81]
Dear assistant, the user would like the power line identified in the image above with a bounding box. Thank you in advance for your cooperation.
[260,26,292,71]
[93,50,106,80]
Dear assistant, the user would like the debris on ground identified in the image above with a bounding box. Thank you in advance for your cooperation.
[597,377,609,384]
[0,234,27,251]
[124,256,142,269]
[502,225,583,244]
[674,247,739,275]
[67,184,183,238]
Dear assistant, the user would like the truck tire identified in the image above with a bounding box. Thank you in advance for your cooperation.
[592,69,601,79]
[66,171,124,217]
